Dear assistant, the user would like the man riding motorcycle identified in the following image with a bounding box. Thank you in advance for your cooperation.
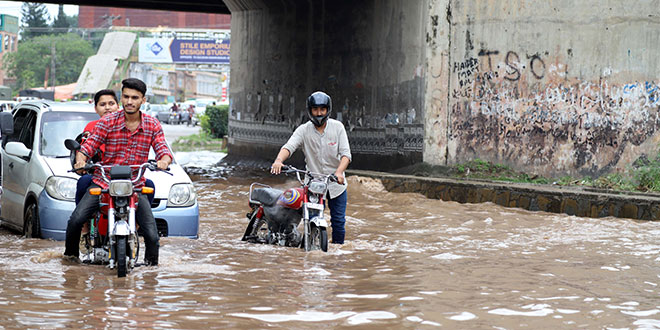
[63,78,172,266]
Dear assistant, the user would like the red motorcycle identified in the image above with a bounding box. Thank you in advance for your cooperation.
[65,139,169,277]
[242,165,336,252]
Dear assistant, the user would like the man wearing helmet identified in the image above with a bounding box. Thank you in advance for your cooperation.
[271,91,352,244]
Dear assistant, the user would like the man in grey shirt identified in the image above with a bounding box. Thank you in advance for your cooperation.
[271,91,352,244]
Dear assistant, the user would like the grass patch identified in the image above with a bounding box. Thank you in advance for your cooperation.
[453,159,550,184]
[448,156,660,193]
[171,132,227,152]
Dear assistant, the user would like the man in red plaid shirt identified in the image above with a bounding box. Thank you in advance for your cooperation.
[64,78,172,266]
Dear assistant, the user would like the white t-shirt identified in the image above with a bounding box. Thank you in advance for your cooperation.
[282,118,352,198]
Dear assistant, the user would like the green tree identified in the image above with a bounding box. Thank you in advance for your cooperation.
[204,105,229,138]
[21,2,50,40]
[3,34,94,89]
[51,4,70,32]
[67,14,78,28]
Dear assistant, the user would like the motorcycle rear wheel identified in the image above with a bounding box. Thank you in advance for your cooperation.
[243,212,269,244]
[116,236,127,277]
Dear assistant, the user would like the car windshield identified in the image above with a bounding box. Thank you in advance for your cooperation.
[40,111,98,157]
[196,100,212,107]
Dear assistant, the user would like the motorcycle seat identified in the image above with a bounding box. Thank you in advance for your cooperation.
[251,187,283,206]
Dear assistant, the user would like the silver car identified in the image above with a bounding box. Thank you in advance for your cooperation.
[0,100,199,240]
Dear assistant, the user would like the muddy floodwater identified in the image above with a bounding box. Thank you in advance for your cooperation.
[0,172,659,329]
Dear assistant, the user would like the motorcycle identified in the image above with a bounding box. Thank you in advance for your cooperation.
[241,165,337,252]
[64,139,169,277]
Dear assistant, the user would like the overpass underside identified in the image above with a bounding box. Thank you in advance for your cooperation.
[226,0,660,178]
[224,0,426,170]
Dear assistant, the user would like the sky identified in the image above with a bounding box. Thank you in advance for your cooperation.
[0,1,78,24]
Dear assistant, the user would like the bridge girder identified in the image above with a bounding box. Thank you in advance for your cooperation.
[27,0,231,14]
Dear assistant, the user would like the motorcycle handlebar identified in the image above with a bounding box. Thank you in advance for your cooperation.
[69,160,172,182]
[277,164,338,183]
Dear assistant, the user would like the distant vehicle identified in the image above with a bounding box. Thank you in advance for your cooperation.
[155,104,181,124]
[194,98,217,115]
[14,96,40,103]
[0,101,17,112]
[18,89,54,101]
[0,85,11,100]
[145,104,169,121]
[0,100,199,240]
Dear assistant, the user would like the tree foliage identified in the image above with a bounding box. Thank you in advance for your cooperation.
[2,34,94,89]
[21,2,50,40]
[51,4,70,31]
[204,105,229,138]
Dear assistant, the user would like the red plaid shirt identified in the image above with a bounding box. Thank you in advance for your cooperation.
[80,110,173,189]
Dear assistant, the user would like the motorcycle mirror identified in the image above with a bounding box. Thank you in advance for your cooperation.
[64,139,80,151]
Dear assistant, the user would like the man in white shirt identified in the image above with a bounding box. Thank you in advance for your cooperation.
[271,91,352,244]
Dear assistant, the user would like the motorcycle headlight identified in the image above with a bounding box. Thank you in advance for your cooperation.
[109,180,133,197]
[308,181,327,195]
[168,183,196,207]
[45,176,77,201]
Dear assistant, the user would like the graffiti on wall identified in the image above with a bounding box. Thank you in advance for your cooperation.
[445,46,660,176]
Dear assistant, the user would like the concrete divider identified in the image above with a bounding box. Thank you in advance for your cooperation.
[348,169,660,221]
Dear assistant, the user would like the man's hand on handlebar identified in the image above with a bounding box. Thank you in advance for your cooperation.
[334,171,345,185]
[74,161,87,175]
[156,159,170,171]
[271,159,284,175]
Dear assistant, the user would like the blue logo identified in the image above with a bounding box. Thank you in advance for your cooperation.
[150,42,163,55]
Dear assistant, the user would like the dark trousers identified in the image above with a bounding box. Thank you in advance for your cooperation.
[64,183,160,264]
[327,190,347,244]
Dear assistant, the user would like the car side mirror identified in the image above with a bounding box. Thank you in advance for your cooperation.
[64,138,80,151]
[5,141,31,160]
[0,112,13,136]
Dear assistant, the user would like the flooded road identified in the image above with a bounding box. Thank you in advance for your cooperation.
[1,172,659,329]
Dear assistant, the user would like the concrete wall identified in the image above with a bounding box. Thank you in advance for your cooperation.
[225,0,428,170]
[351,169,660,221]
[426,0,660,177]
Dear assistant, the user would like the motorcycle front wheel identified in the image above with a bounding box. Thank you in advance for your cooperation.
[116,236,127,277]
[303,224,328,252]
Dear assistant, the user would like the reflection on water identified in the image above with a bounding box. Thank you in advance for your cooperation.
[0,172,659,329]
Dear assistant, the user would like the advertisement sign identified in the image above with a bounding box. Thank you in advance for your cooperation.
[139,38,230,64]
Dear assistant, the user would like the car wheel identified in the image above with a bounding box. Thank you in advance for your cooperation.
[24,203,41,238]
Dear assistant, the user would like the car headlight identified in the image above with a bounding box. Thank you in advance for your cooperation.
[45,176,77,201]
[109,180,133,197]
[168,183,196,207]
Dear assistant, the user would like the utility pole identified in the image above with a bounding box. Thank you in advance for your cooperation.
[100,14,121,28]
[50,42,56,91]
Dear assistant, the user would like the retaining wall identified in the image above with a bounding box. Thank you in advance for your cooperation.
[350,169,660,220]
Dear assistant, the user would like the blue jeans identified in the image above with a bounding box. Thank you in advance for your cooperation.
[65,183,160,264]
[327,190,347,244]
[76,174,155,206]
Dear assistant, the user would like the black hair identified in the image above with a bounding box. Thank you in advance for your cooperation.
[121,78,147,96]
[93,89,118,106]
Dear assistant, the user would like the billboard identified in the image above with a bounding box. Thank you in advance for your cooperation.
[139,38,230,64]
